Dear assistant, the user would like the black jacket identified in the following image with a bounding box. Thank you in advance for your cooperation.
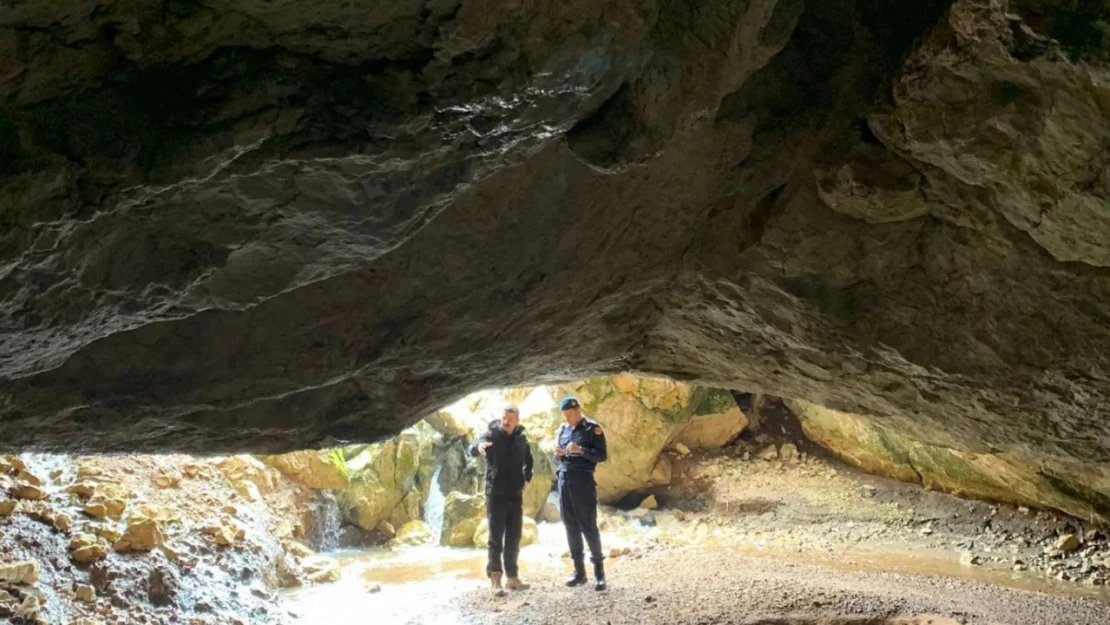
[469,421,534,497]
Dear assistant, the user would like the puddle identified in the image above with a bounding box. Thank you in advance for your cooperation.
[282,524,569,625]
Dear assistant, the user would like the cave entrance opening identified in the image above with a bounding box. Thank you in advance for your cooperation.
[5,374,1110,624]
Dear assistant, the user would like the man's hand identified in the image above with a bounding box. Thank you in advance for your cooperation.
[478,441,493,457]
[566,442,583,455]
[555,446,566,457]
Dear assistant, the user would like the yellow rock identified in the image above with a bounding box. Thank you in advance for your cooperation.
[183,464,201,478]
[15,470,43,486]
[233,480,262,503]
[75,584,95,603]
[0,499,16,516]
[217,456,275,495]
[284,541,315,558]
[91,526,122,543]
[0,560,39,584]
[54,512,73,532]
[392,520,434,546]
[66,483,97,498]
[202,518,245,546]
[610,372,640,394]
[154,475,179,489]
[261,451,350,490]
[302,556,341,583]
[650,456,673,485]
[10,482,47,500]
[113,519,164,552]
[640,495,658,510]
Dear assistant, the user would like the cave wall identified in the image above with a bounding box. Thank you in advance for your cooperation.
[1,0,1110,502]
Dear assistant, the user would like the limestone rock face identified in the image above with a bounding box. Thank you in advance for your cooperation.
[558,376,745,503]
[441,491,486,548]
[261,451,350,490]
[337,429,434,531]
[790,399,1110,523]
[2,0,1110,521]
[392,520,434,546]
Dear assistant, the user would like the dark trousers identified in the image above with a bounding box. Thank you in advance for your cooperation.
[558,473,604,564]
[486,494,523,577]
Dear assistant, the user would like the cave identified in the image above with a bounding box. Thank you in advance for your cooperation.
[4,0,1110,622]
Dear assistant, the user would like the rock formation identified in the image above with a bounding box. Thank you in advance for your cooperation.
[3,0,1110,519]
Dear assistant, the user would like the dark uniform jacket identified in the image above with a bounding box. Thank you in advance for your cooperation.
[555,416,608,475]
[469,421,534,498]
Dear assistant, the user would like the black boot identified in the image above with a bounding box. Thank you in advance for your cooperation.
[565,559,587,587]
[593,561,607,591]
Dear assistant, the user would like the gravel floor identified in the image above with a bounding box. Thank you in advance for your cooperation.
[458,544,1110,625]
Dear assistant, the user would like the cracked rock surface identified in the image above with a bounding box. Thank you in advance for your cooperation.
[3,0,1110,515]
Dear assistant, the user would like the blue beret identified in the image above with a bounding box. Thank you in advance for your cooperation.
[559,396,580,410]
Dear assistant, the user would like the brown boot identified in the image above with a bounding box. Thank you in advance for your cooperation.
[505,576,531,591]
[490,572,505,597]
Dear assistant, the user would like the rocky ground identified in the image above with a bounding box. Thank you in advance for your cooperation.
[454,438,1110,625]
[0,453,342,625]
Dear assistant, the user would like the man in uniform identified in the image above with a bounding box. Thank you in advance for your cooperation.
[554,396,608,590]
[470,405,534,596]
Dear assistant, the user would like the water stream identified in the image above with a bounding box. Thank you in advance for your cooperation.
[307,493,344,552]
[424,464,447,543]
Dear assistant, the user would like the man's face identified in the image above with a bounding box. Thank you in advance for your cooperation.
[561,407,582,426]
[501,410,520,433]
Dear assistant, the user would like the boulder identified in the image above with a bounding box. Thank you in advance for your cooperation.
[442,491,486,547]
[670,393,748,449]
[474,516,538,549]
[261,450,350,490]
[392,520,434,546]
[302,556,341,584]
[9,483,46,500]
[202,518,246,546]
[0,561,38,585]
[650,455,673,486]
[555,376,704,503]
[338,428,435,531]
[84,498,127,520]
[217,456,277,495]
[779,443,799,462]
[1056,534,1081,553]
[70,535,109,564]
[523,438,555,518]
[75,585,95,603]
[114,519,164,553]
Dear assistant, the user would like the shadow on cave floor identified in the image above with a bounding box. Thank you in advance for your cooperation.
[282,445,1110,625]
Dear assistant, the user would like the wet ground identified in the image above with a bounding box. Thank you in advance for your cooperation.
[282,448,1110,625]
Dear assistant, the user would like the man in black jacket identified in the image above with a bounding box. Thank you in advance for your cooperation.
[469,404,534,596]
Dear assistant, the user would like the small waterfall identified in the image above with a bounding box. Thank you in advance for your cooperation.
[423,464,447,544]
[307,493,343,552]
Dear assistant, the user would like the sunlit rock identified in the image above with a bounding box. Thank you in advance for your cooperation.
[261,451,350,490]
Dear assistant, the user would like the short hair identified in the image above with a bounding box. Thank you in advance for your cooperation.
[503,404,520,415]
